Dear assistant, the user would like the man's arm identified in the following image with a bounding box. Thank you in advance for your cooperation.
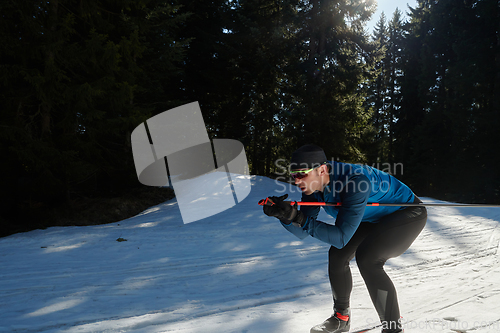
[303,174,370,249]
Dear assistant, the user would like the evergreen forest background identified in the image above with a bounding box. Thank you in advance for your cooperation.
[1,0,499,236]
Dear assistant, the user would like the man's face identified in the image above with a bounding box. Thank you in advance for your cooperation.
[292,165,327,195]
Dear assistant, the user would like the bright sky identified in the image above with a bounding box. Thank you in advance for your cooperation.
[366,0,419,33]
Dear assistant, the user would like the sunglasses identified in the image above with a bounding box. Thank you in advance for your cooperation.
[290,167,317,180]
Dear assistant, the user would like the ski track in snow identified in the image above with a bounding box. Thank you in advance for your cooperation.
[0,176,499,333]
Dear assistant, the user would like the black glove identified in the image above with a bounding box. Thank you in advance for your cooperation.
[262,194,289,219]
[262,194,307,227]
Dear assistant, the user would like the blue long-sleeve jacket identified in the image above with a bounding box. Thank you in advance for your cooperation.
[282,161,415,249]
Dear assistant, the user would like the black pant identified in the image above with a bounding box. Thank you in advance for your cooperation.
[328,197,427,329]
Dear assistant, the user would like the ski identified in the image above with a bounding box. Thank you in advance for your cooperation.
[310,323,382,333]
[349,323,382,333]
[258,197,500,208]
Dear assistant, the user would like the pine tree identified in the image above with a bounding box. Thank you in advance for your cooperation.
[396,0,500,202]
[0,0,189,231]
[386,8,405,164]
[291,0,378,162]
[365,9,404,166]
[366,12,389,163]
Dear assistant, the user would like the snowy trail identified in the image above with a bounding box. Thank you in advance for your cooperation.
[0,176,499,333]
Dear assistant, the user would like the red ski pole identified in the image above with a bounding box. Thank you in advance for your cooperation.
[258,198,500,208]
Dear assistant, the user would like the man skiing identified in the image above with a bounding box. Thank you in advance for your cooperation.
[262,144,427,333]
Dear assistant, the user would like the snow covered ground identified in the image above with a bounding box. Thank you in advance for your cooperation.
[1,175,500,333]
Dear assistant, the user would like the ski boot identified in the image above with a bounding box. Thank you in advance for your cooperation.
[310,307,350,333]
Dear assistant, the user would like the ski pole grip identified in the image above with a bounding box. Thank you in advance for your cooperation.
[258,197,275,206]
[258,198,297,206]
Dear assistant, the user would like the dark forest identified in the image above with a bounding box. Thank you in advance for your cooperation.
[1,0,499,236]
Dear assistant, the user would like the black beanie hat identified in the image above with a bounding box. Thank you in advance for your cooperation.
[290,144,327,170]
